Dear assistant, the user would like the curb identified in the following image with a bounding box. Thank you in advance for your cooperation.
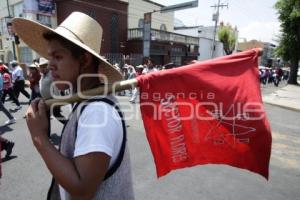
[263,101,300,112]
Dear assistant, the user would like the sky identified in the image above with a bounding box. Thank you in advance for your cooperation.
[153,0,280,44]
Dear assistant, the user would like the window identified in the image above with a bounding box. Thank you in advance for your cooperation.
[170,56,181,65]
[160,24,167,31]
[37,14,52,27]
[111,13,119,53]
[20,46,33,64]
[138,19,144,28]
[13,3,23,17]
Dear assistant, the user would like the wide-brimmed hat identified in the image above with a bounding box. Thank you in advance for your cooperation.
[37,57,48,66]
[136,65,144,69]
[12,12,123,83]
[28,63,39,68]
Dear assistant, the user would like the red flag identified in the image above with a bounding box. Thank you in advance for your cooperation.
[137,49,272,179]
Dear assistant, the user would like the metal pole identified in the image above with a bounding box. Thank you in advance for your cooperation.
[211,0,220,59]
[6,0,11,16]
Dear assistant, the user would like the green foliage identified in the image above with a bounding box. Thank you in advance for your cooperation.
[217,24,237,55]
[275,0,300,84]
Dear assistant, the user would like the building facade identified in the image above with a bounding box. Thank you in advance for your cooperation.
[175,25,224,61]
[55,0,128,65]
[1,0,199,67]
[0,0,56,64]
[126,0,199,66]
[237,39,276,67]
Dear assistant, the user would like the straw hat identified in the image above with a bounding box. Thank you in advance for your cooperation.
[12,12,123,83]
[28,63,39,68]
[136,65,144,69]
[37,57,49,66]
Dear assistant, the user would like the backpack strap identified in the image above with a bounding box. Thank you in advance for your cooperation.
[47,97,127,199]
[75,97,127,180]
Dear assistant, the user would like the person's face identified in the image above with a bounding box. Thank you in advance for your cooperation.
[47,40,81,91]
[147,60,153,68]
[39,64,49,75]
[29,68,37,73]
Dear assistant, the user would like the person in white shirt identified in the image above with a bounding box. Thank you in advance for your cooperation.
[16,12,134,199]
[142,58,158,74]
[11,61,30,100]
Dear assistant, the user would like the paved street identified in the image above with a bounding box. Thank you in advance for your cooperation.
[0,82,299,200]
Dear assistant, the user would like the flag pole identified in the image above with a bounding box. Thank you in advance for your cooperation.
[45,48,263,107]
[45,78,138,107]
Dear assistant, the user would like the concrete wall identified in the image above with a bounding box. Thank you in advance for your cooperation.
[128,0,174,31]
[175,26,224,61]
[56,0,128,54]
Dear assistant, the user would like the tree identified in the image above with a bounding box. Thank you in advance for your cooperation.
[275,0,300,85]
[217,23,237,55]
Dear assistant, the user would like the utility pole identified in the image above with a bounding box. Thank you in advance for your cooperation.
[211,0,228,58]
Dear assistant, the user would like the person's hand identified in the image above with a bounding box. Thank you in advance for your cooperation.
[26,98,49,146]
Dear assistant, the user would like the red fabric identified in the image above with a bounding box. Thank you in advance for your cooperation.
[3,73,13,90]
[137,49,272,179]
[28,70,41,89]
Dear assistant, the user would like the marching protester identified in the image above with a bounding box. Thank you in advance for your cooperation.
[142,58,158,74]
[38,57,66,138]
[13,11,134,199]
[0,71,16,125]
[0,67,22,110]
[11,60,30,101]
[0,60,8,71]
[0,135,15,158]
[129,65,143,103]
[28,63,41,102]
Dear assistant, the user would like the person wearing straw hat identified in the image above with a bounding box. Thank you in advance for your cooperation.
[37,57,66,138]
[13,12,134,200]
[28,62,41,102]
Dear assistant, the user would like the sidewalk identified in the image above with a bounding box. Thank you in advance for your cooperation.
[263,84,300,112]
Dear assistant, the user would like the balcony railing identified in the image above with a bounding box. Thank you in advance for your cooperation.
[128,28,199,45]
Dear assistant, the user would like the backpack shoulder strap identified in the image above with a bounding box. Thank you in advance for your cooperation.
[47,98,127,199]
[75,97,127,181]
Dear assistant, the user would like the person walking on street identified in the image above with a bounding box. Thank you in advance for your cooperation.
[0,67,21,110]
[0,60,8,72]
[38,57,66,138]
[14,12,134,200]
[129,65,143,103]
[11,61,30,100]
[0,72,16,125]
[0,135,15,158]
[28,63,41,102]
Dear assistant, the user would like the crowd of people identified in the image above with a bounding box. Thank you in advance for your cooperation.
[114,58,165,103]
[0,57,63,161]
[259,66,289,87]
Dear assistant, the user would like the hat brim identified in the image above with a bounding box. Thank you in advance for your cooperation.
[12,18,123,83]
[28,64,38,68]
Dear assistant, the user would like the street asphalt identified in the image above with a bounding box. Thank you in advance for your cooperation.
[0,80,299,200]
